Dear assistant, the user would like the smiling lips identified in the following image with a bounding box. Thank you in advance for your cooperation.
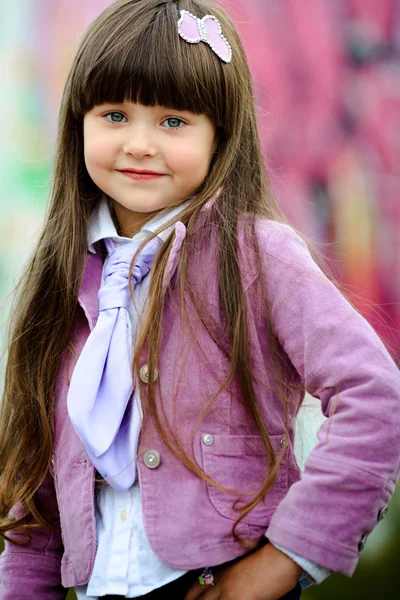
[118,168,165,181]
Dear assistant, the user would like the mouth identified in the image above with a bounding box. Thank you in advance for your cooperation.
[118,169,165,181]
[118,168,164,175]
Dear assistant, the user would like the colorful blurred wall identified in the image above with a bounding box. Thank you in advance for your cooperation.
[0,1,399,598]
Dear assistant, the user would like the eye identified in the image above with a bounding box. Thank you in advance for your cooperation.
[104,112,127,123]
[162,117,185,129]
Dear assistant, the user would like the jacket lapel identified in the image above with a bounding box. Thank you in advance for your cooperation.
[77,248,104,331]
[162,221,187,292]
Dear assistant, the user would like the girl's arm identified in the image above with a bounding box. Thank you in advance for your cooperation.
[254,221,400,575]
[271,541,332,586]
[0,473,66,599]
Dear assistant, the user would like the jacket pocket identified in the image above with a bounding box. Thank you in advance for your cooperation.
[200,433,288,526]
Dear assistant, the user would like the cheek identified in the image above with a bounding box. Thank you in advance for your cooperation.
[83,122,113,168]
[84,130,100,153]
[84,145,100,181]
[174,145,212,179]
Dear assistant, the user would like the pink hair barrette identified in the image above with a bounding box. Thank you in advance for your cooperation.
[178,9,232,64]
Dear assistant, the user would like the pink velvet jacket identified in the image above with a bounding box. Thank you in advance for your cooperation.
[1,218,400,599]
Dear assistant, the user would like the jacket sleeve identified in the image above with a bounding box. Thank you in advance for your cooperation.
[257,222,400,576]
[0,472,66,599]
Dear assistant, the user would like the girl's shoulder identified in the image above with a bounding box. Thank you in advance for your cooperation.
[256,217,307,247]
[238,216,311,265]
[236,215,329,296]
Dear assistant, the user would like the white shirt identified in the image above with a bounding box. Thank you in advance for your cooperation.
[75,196,330,598]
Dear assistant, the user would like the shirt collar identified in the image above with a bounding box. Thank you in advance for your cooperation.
[87,194,192,253]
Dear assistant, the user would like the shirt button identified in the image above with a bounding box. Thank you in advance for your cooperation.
[378,505,388,521]
[120,509,127,522]
[144,449,161,469]
[202,434,214,446]
[358,534,368,551]
[140,364,159,384]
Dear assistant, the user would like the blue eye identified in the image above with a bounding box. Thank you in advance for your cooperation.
[103,113,185,128]
[163,117,185,129]
[105,112,127,123]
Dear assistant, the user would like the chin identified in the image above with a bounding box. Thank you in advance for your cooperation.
[123,203,166,213]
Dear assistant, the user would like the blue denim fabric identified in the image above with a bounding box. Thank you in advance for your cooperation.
[299,572,314,590]
[280,582,302,599]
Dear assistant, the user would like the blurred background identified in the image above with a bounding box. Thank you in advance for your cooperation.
[0,0,399,598]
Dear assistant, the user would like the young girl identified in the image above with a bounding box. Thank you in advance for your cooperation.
[1,1,399,599]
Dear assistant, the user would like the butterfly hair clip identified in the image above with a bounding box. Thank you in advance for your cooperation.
[178,9,232,64]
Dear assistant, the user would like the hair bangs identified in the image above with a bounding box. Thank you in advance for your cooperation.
[71,1,227,128]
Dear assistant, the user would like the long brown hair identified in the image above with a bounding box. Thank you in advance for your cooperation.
[0,0,336,547]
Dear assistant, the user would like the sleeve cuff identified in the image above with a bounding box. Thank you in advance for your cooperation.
[271,542,332,588]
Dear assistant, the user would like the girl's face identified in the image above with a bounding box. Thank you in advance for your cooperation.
[83,101,216,236]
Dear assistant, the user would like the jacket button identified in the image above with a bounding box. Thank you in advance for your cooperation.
[358,534,368,551]
[144,449,161,469]
[202,434,214,446]
[140,364,159,384]
[280,437,288,448]
[51,457,55,468]
[378,505,388,521]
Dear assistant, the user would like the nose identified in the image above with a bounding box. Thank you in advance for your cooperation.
[122,122,157,158]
